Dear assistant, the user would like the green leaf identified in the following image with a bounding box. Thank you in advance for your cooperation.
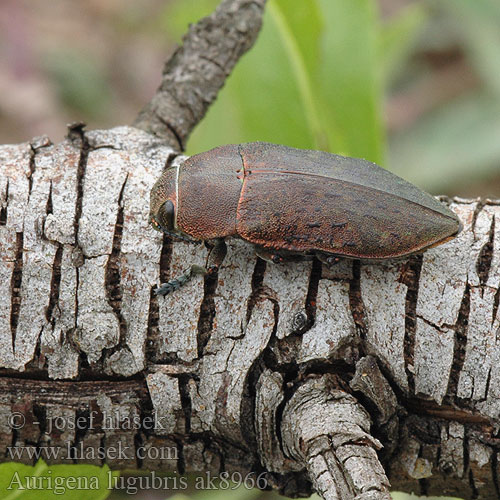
[267,0,328,149]
[317,0,385,163]
[187,0,323,153]
[184,0,386,164]
[0,460,117,500]
[183,483,262,500]
[272,0,323,76]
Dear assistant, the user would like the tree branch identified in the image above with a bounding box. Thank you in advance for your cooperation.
[1,1,499,498]
[281,376,391,500]
[1,127,500,499]
[133,0,267,150]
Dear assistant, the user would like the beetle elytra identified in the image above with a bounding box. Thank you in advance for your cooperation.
[150,142,461,295]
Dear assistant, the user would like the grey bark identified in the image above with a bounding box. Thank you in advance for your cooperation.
[1,126,499,500]
[1,0,500,499]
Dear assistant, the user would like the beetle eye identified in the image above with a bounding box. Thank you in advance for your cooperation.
[158,200,175,231]
[150,217,161,232]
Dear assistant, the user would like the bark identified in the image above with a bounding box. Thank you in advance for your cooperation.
[1,126,500,499]
[1,0,500,499]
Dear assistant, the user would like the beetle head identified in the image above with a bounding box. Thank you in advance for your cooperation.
[152,199,176,232]
[150,165,177,229]
[149,166,199,244]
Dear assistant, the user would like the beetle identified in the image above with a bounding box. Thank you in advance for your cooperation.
[150,142,462,295]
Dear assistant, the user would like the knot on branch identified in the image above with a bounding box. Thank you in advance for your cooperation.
[280,375,391,500]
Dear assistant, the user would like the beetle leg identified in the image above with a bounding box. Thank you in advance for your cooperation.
[255,247,284,264]
[154,239,227,296]
[205,238,227,274]
[154,265,207,296]
[315,252,341,266]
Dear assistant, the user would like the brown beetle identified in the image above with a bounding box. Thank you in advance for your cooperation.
[150,142,461,295]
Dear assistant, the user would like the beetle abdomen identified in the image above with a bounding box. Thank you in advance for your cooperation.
[236,143,460,259]
[239,142,454,219]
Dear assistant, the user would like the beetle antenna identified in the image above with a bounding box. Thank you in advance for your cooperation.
[154,265,206,296]
[157,222,200,244]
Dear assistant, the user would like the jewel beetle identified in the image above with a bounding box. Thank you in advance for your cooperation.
[150,142,461,295]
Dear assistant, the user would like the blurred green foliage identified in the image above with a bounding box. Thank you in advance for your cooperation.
[391,493,462,500]
[169,484,263,500]
[390,0,500,192]
[164,0,386,165]
[42,49,112,119]
[163,0,500,195]
[378,2,428,84]
[0,459,117,499]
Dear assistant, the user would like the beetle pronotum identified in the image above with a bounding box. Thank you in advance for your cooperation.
[150,142,461,295]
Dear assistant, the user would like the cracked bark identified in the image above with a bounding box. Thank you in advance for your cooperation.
[1,126,500,499]
[1,0,500,498]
